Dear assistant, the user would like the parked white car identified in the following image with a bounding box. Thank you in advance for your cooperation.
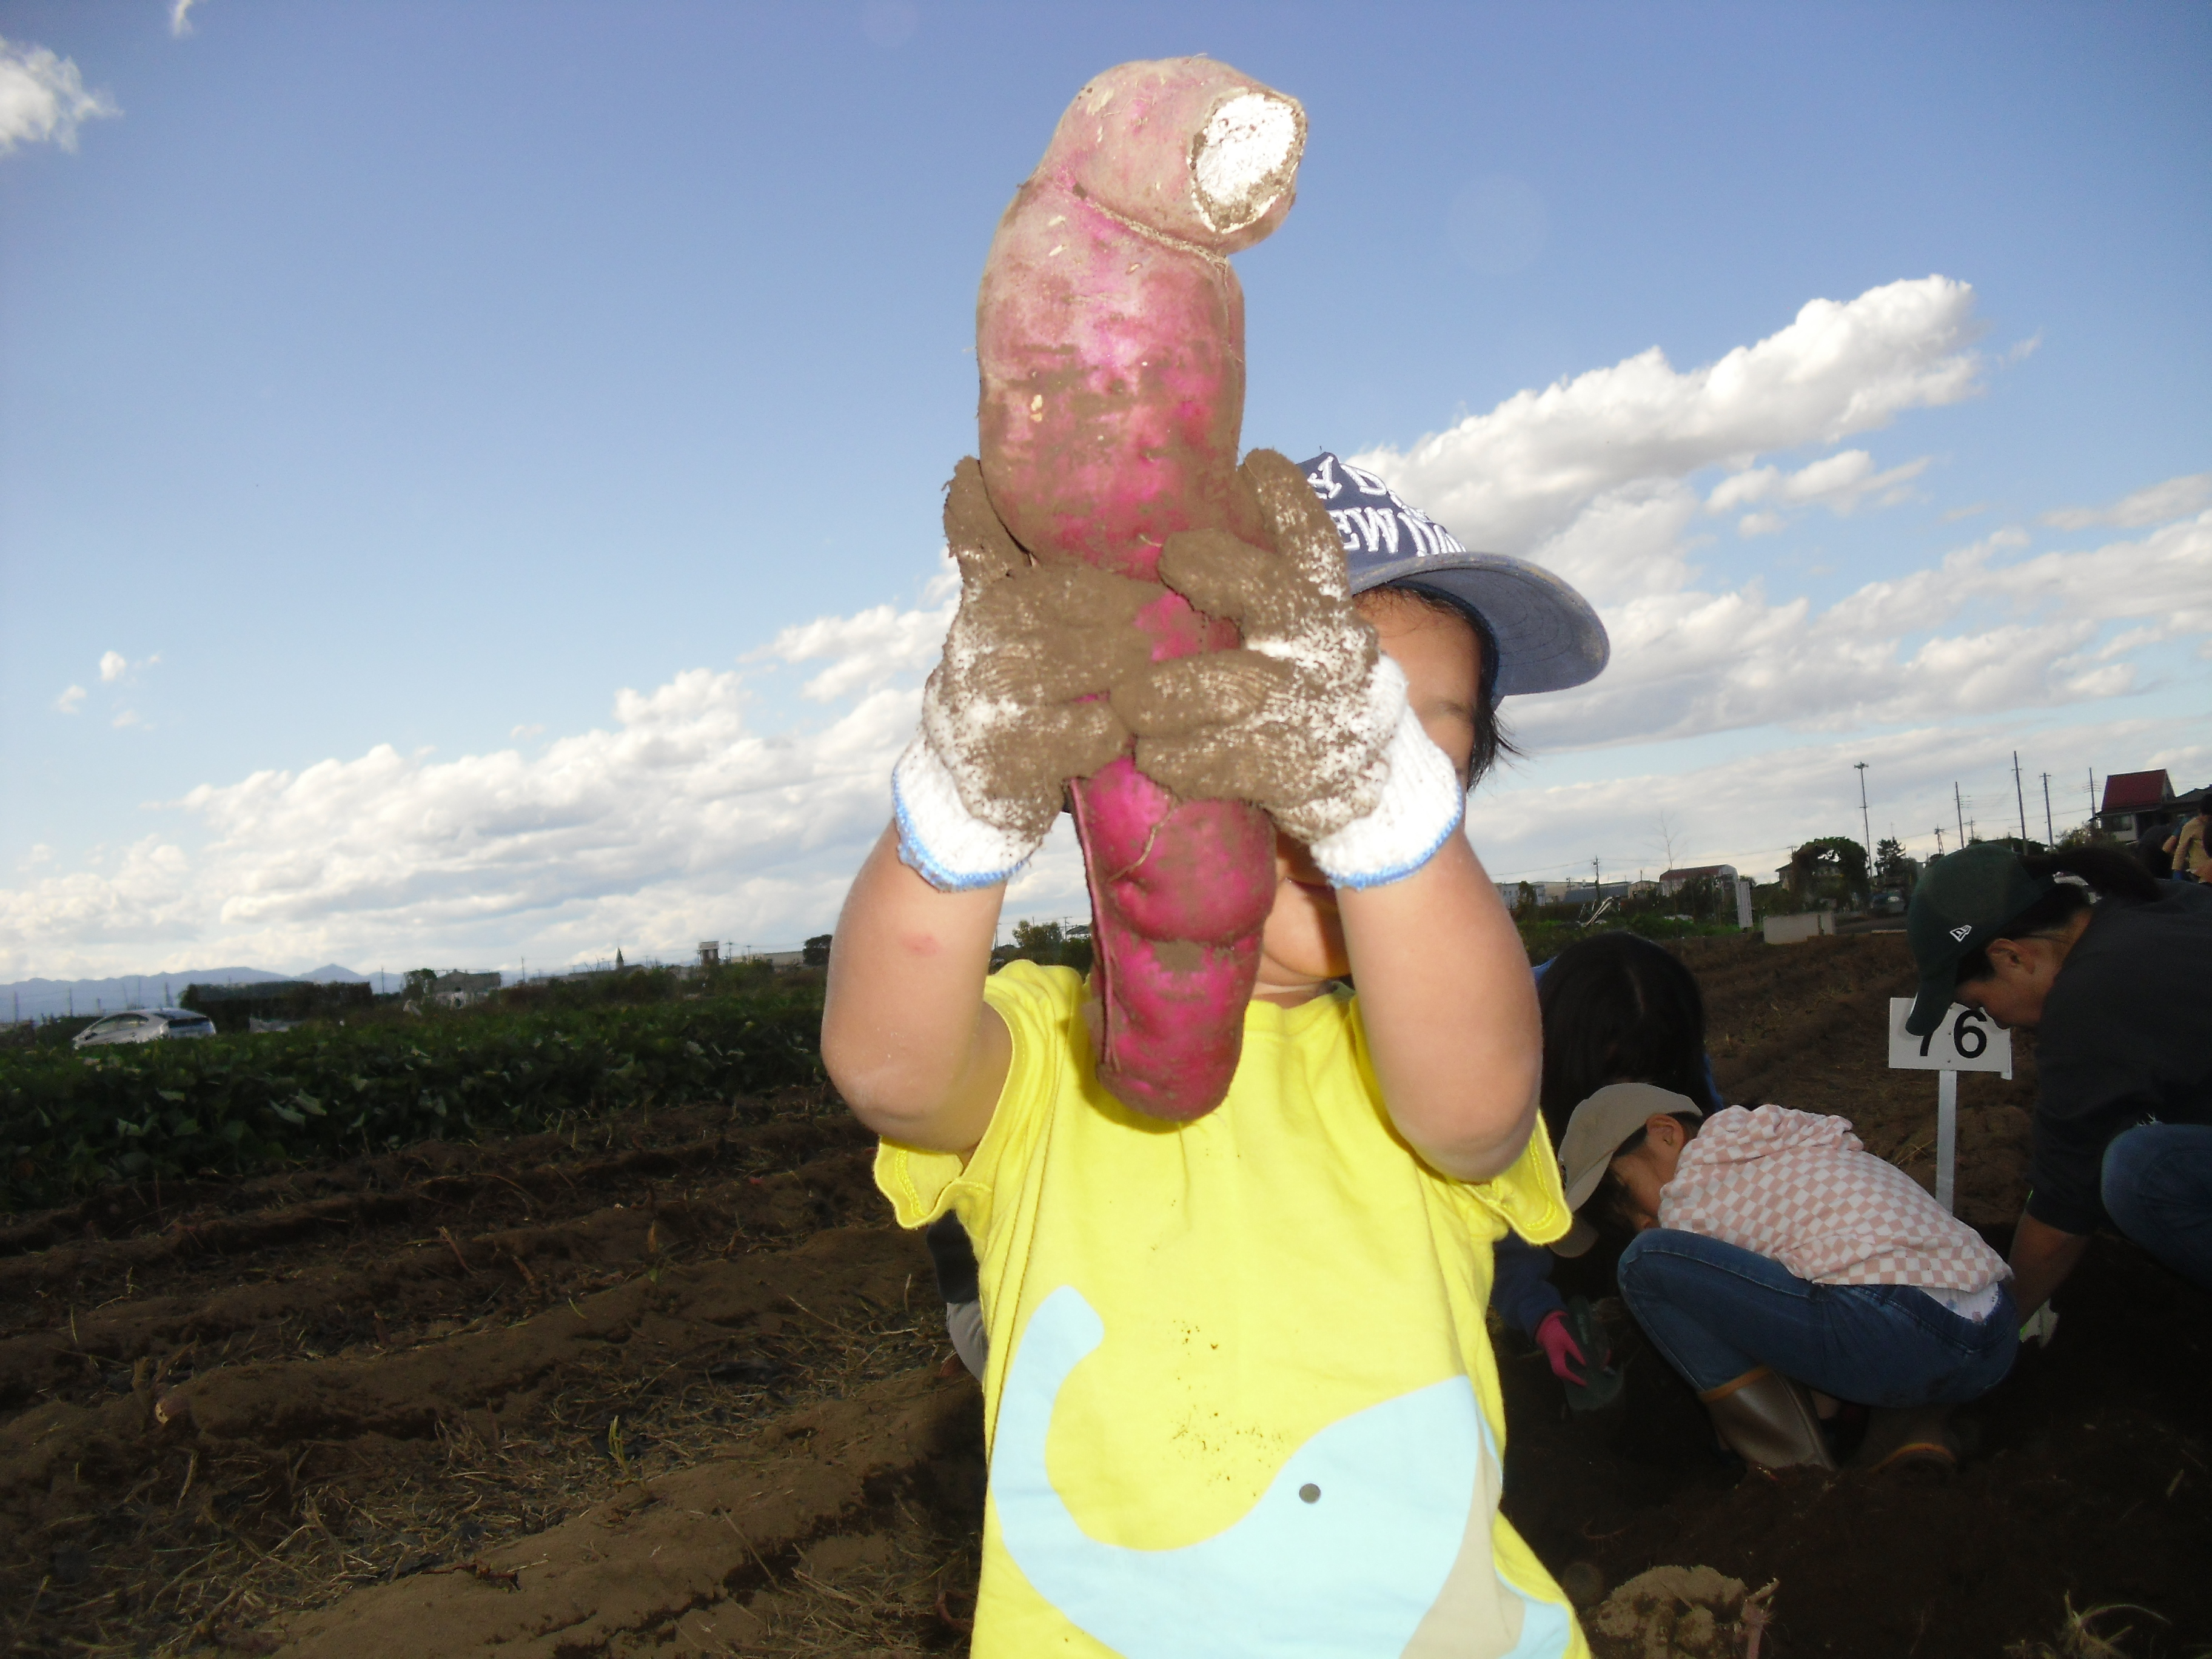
[72,1008,218,1048]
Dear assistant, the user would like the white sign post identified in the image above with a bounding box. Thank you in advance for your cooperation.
[1887,999,2013,1213]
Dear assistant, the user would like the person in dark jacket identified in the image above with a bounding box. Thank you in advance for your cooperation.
[1904,843,2212,1316]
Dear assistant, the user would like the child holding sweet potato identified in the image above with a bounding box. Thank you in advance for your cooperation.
[825,453,1607,1657]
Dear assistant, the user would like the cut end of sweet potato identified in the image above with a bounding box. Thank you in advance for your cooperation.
[1191,92,1304,233]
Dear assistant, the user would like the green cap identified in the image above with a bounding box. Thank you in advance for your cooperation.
[1903,844,2052,1036]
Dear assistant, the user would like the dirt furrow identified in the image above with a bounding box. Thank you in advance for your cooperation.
[1,1106,870,1300]
[0,1141,883,1408]
[269,1365,983,1659]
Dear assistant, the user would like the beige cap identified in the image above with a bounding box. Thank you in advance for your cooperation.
[1550,1082,1704,1258]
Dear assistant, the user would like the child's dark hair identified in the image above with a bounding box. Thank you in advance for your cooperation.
[1355,583,1517,787]
[1536,931,1721,1150]
[1953,846,2159,982]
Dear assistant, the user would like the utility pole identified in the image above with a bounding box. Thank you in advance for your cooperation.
[1934,826,1945,856]
[2040,773,2055,845]
[1855,762,1872,856]
[2086,768,2097,830]
[1954,782,1966,848]
[2013,752,2029,845]
[1592,854,1601,898]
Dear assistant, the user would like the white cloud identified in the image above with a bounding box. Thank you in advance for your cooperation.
[1706,449,1929,518]
[754,570,956,701]
[511,723,545,740]
[0,36,119,155]
[170,0,201,39]
[1337,276,2209,756]
[0,586,957,976]
[53,684,86,715]
[2040,471,2212,532]
[1349,275,1985,598]
[1510,513,2212,754]
[99,649,128,683]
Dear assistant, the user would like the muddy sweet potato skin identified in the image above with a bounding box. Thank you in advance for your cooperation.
[973,59,1305,1119]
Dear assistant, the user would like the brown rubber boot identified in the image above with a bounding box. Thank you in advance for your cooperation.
[1700,1366,1836,1471]
[1852,1404,1960,1472]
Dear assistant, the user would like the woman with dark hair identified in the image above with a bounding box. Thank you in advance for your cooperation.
[1538,933,1723,1125]
[1541,933,2018,1473]
[1903,842,2212,1318]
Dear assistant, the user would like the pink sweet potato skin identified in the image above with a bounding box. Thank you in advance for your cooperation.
[973,59,1304,1119]
[976,58,1295,578]
[1069,762,1277,1119]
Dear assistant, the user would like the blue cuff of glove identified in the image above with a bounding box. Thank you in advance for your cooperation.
[891,735,1041,892]
[1307,703,1466,889]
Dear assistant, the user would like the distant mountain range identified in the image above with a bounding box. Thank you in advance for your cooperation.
[1,964,402,1022]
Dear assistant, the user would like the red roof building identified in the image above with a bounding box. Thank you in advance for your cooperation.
[2102,770,2173,813]
[2099,769,2174,837]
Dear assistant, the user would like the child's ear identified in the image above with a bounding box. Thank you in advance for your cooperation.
[1647,1113,1683,1149]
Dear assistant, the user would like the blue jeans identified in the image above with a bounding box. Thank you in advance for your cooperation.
[2102,1122,2212,1293]
[1617,1230,2017,1406]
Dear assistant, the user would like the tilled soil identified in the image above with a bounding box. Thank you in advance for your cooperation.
[4,936,2205,1657]
[1511,933,2211,1655]
[2,1091,979,1657]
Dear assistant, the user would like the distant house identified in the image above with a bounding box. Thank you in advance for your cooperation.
[2098,770,2175,838]
[1658,864,1738,895]
[427,970,501,1008]
[1495,879,1658,908]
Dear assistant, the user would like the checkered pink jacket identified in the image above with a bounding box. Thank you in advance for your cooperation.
[1657,1105,2008,1292]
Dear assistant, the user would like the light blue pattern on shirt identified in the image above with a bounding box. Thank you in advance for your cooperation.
[992,1285,1573,1658]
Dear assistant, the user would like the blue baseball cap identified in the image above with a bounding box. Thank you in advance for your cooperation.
[1299,452,1609,697]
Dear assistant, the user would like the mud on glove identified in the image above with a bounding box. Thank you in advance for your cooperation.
[893,460,1158,891]
[1110,450,1464,888]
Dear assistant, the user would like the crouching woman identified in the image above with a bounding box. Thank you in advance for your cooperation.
[1557,1083,2017,1473]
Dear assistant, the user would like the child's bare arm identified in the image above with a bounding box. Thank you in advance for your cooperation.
[1341,833,1540,1182]
[822,822,1010,1151]
[825,461,1151,1148]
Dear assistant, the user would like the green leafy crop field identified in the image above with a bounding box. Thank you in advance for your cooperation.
[0,980,826,1215]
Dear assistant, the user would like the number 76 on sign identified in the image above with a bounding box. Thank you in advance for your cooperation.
[1887,1000,2014,1079]
[1888,997,2012,1214]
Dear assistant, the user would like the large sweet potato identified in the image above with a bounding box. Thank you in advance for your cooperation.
[972,58,1305,1119]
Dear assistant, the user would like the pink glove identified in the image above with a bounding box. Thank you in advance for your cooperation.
[1535,1309,1587,1385]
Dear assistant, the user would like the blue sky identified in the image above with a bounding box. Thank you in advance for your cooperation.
[4,1,2207,977]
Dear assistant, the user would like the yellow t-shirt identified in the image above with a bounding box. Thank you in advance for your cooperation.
[2173,816,2209,875]
[875,962,1586,1658]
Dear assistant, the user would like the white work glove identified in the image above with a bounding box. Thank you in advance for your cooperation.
[1110,449,1464,888]
[893,460,1156,891]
